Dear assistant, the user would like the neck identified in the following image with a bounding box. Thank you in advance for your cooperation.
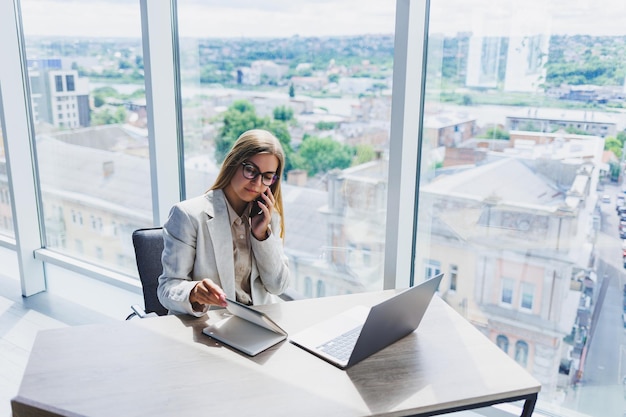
[222,186,246,217]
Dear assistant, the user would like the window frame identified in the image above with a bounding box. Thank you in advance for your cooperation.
[0,0,46,295]
[519,282,534,312]
[0,0,427,298]
[500,277,515,307]
[449,264,458,292]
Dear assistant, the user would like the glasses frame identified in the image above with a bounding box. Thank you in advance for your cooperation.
[240,162,278,186]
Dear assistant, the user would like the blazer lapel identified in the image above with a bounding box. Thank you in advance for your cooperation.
[204,190,236,299]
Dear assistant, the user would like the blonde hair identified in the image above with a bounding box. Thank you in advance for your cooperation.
[210,129,286,239]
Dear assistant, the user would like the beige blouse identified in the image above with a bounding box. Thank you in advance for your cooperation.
[225,199,253,305]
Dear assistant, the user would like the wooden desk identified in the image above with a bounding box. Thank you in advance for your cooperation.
[12,291,540,417]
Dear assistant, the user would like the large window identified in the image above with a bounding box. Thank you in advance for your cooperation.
[1,0,624,415]
[176,0,396,295]
[20,0,152,275]
[424,1,626,415]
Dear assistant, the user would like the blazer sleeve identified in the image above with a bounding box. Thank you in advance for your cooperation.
[157,203,208,317]
[250,213,291,297]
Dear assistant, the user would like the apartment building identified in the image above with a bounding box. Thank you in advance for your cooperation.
[28,59,90,128]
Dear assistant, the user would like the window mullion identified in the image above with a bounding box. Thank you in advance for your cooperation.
[0,0,47,296]
[140,0,184,226]
[385,0,430,289]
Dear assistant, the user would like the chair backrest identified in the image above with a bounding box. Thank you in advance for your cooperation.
[132,227,168,316]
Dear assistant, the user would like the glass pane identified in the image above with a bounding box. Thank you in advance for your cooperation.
[0,108,15,238]
[20,0,151,275]
[0,109,15,238]
[424,0,626,415]
[177,1,396,297]
[0,247,19,281]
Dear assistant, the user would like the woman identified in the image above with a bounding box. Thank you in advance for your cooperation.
[157,129,290,316]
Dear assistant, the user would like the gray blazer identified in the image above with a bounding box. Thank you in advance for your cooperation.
[157,189,290,316]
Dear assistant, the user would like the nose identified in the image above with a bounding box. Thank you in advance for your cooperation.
[250,174,263,185]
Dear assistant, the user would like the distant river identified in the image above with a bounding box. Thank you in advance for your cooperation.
[91,82,626,129]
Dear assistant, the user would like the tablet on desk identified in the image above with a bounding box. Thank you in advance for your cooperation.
[202,298,287,356]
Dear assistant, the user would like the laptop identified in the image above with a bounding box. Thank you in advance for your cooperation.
[203,298,287,356]
[289,273,443,369]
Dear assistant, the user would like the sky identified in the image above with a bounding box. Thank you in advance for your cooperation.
[19,0,626,39]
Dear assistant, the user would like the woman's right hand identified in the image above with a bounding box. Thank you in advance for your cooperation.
[189,279,227,311]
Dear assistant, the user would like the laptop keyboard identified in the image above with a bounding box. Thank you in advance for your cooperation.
[318,325,363,362]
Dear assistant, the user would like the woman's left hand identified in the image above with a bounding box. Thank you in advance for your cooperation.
[250,188,274,240]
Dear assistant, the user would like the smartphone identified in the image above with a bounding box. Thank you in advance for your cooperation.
[249,197,264,218]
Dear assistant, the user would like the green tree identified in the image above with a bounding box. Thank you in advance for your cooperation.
[265,119,296,173]
[315,121,336,130]
[273,106,294,122]
[617,131,626,147]
[609,161,621,181]
[480,127,509,140]
[353,144,376,165]
[115,106,127,123]
[127,88,146,99]
[214,100,295,172]
[93,94,105,108]
[604,136,622,159]
[215,100,262,163]
[296,136,353,176]
[92,86,120,99]
[289,83,295,98]
[91,106,126,126]
[119,60,132,70]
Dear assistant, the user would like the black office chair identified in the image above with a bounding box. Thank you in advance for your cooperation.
[126,227,169,319]
[126,226,302,320]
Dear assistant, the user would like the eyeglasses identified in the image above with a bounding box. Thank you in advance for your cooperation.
[241,162,278,186]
